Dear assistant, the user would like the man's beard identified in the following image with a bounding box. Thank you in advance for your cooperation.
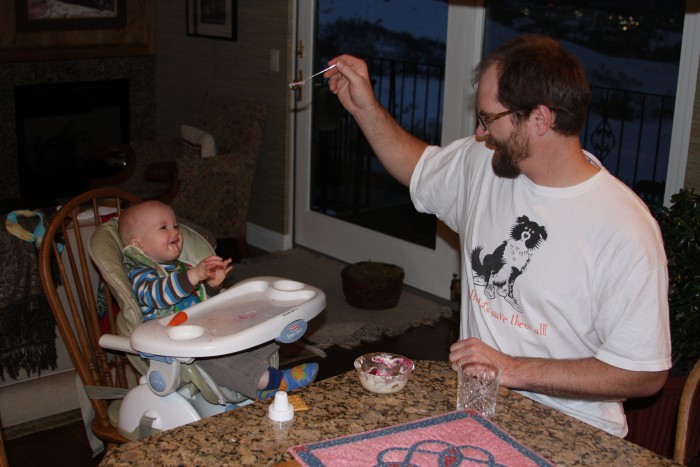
[489,127,531,179]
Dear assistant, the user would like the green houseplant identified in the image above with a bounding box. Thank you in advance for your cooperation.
[653,188,700,376]
[624,188,700,457]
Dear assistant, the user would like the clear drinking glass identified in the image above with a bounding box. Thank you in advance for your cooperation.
[456,362,501,418]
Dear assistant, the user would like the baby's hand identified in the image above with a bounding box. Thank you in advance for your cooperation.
[206,256,233,287]
[188,256,233,287]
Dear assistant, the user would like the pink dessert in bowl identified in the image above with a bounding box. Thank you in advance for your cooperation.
[354,352,414,394]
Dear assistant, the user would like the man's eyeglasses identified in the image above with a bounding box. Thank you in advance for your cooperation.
[476,109,516,131]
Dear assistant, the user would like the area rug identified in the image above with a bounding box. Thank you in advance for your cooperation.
[230,248,453,350]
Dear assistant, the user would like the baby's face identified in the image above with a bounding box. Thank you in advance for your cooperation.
[137,204,183,263]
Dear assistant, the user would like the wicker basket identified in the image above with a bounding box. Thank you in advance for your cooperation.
[341,261,404,309]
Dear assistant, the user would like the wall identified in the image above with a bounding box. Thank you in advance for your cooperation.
[154,0,293,240]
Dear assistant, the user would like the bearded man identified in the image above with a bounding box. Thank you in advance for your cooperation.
[325,34,671,437]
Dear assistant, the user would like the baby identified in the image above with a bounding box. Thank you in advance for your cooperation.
[118,200,317,401]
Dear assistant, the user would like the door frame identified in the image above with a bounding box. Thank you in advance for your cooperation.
[666,0,700,204]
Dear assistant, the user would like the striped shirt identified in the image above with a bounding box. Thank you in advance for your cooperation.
[128,262,200,321]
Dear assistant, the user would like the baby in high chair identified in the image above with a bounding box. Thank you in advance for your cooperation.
[118,200,318,401]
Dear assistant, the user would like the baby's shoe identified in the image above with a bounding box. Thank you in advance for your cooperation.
[258,363,319,400]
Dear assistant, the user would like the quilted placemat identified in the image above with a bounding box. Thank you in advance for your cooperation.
[288,409,553,467]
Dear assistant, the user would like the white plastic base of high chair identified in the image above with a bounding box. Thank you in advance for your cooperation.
[118,380,204,441]
[118,380,256,441]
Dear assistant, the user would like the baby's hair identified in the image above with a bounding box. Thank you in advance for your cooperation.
[117,205,138,246]
[117,200,173,246]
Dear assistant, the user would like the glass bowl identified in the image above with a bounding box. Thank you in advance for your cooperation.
[354,352,414,394]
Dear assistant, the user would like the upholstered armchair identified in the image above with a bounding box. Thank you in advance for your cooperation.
[94,92,267,255]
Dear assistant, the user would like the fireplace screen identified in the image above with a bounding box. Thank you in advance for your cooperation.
[14,79,130,200]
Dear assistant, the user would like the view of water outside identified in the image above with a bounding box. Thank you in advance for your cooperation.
[311,1,685,247]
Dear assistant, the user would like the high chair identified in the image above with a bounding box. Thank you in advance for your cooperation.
[39,189,325,447]
[91,205,324,441]
[93,215,325,440]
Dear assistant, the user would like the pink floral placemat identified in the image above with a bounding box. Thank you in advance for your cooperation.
[288,409,553,466]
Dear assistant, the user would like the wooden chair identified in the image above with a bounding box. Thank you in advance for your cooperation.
[0,428,8,467]
[38,188,143,448]
[675,359,700,465]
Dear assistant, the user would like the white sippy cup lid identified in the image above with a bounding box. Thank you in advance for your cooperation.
[268,390,294,422]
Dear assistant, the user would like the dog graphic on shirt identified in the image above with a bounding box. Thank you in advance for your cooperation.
[471,215,548,313]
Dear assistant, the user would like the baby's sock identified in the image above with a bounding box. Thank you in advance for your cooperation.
[258,363,319,400]
[262,367,283,391]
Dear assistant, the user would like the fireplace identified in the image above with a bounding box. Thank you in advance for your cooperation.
[14,79,130,200]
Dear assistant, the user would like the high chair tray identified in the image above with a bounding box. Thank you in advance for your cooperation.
[129,276,325,358]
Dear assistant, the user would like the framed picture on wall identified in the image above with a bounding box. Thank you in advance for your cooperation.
[186,0,237,41]
[15,0,127,32]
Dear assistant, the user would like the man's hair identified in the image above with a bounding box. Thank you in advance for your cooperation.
[473,34,591,136]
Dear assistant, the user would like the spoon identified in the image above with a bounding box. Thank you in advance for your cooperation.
[289,64,337,89]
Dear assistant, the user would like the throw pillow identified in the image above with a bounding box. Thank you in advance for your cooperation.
[181,125,216,158]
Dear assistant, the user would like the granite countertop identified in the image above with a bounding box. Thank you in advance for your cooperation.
[100,360,679,466]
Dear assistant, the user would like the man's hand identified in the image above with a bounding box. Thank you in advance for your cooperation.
[449,337,516,384]
[187,256,233,288]
[327,55,379,118]
[449,337,668,401]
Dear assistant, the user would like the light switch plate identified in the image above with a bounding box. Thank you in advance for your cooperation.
[270,49,280,72]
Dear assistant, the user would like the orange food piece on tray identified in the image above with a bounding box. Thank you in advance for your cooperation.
[168,311,188,326]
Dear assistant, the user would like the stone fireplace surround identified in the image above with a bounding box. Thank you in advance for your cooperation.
[0,55,156,205]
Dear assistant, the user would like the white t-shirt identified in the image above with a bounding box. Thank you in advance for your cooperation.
[410,136,672,437]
